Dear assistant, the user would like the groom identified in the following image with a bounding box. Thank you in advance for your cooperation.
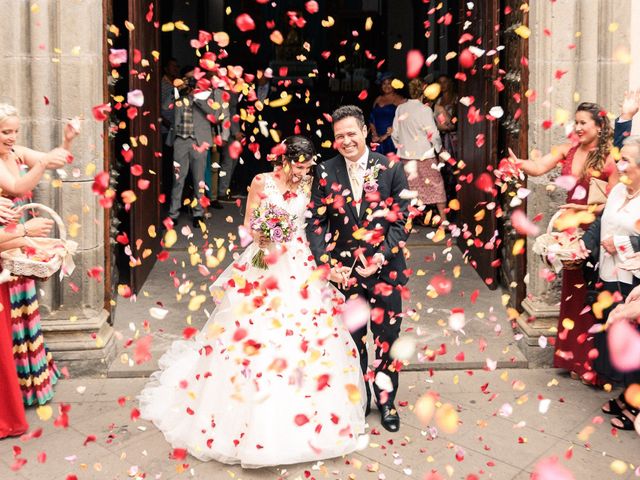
[307,105,410,432]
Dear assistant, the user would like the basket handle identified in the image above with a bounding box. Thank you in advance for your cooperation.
[16,203,67,242]
[546,210,564,235]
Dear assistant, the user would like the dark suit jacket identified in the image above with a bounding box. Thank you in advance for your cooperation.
[306,151,410,286]
[613,118,632,150]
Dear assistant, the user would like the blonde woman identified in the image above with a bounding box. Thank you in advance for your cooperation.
[0,103,77,405]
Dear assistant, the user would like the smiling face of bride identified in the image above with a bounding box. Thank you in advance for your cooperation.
[283,158,314,184]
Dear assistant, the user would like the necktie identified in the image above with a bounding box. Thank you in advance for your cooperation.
[348,162,363,213]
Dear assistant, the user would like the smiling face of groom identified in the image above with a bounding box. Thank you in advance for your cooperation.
[333,116,368,162]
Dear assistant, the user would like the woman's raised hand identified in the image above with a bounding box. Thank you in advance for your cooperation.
[43,147,70,169]
[621,90,640,121]
[507,148,522,166]
[63,118,81,146]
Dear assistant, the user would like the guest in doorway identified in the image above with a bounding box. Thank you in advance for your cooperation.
[392,78,447,225]
[217,77,245,202]
[160,57,180,203]
[433,74,459,210]
[369,73,404,155]
[166,67,219,229]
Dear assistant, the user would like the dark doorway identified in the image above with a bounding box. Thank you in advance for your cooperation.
[106,0,528,302]
[109,0,163,294]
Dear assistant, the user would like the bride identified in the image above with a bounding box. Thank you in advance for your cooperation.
[139,135,367,468]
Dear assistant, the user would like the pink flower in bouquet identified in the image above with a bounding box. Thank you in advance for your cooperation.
[271,226,284,243]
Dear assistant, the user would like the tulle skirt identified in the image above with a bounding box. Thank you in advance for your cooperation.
[139,240,367,468]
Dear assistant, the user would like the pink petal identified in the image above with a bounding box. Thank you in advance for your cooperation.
[511,209,540,236]
[127,89,145,107]
[554,175,577,191]
[341,297,370,332]
[406,50,424,79]
[235,13,256,32]
[608,320,640,372]
[531,457,575,480]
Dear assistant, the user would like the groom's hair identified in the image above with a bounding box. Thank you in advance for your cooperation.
[331,105,366,129]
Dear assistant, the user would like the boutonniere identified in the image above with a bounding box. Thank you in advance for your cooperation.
[363,164,380,193]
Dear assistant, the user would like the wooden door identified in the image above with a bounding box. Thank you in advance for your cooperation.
[110,0,162,294]
[127,0,162,292]
[455,1,501,289]
[498,0,529,309]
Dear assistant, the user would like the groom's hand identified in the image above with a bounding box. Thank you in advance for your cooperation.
[329,265,351,289]
[355,253,384,278]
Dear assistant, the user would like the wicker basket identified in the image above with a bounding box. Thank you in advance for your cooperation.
[532,210,585,273]
[0,203,75,280]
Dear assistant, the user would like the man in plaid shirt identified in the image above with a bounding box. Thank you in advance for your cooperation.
[167,66,222,229]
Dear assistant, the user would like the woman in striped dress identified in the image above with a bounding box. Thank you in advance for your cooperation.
[0,103,77,405]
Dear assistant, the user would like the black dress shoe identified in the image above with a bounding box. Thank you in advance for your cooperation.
[210,200,223,209]
[379,403,400,432]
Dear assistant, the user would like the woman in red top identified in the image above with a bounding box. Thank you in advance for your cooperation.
[509,102,618,385]
[0,198,28,438]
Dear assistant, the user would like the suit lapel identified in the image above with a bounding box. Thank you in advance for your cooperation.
[358,154,378,221]
[335,156,360,224]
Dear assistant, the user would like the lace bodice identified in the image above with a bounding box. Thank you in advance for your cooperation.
[260,173,311,233]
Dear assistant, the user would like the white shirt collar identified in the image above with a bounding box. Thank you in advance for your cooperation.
[346,147,369,172]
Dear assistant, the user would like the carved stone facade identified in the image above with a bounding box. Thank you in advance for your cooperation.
[0,0,114,374]
[517,0,634,365]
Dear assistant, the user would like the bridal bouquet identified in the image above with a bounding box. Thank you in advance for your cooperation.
[249,203,296,269]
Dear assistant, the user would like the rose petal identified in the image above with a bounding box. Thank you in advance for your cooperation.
[511,209,540,236]
[341,297,370,332]
[127,89,144,107]
[235,13,256,32]
[608,320,640,372]
[531,457,575,480]
[406,49,424,79]
[554,175,578,191]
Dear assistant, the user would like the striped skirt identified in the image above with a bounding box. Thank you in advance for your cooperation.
[8,277,60,406]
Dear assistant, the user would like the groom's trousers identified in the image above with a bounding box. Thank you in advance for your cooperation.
[341,282,403,407]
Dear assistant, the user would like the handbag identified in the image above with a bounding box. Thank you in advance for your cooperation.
[587,177,608,205]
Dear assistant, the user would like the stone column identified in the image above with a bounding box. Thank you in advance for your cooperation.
[517,0,631,365]
[0,0,114,374]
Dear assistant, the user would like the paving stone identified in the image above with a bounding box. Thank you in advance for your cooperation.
[522,439,639,480]
[453,415,563,469]
[0,429,117,480]
[175,461,280,480]
[108,212,527,378]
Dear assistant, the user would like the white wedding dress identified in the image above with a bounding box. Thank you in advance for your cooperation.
[139,173,367,468]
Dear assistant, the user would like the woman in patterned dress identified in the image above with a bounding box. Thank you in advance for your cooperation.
[0,103,77,405]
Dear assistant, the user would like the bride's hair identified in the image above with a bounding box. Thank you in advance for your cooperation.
[282,135,316,164]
